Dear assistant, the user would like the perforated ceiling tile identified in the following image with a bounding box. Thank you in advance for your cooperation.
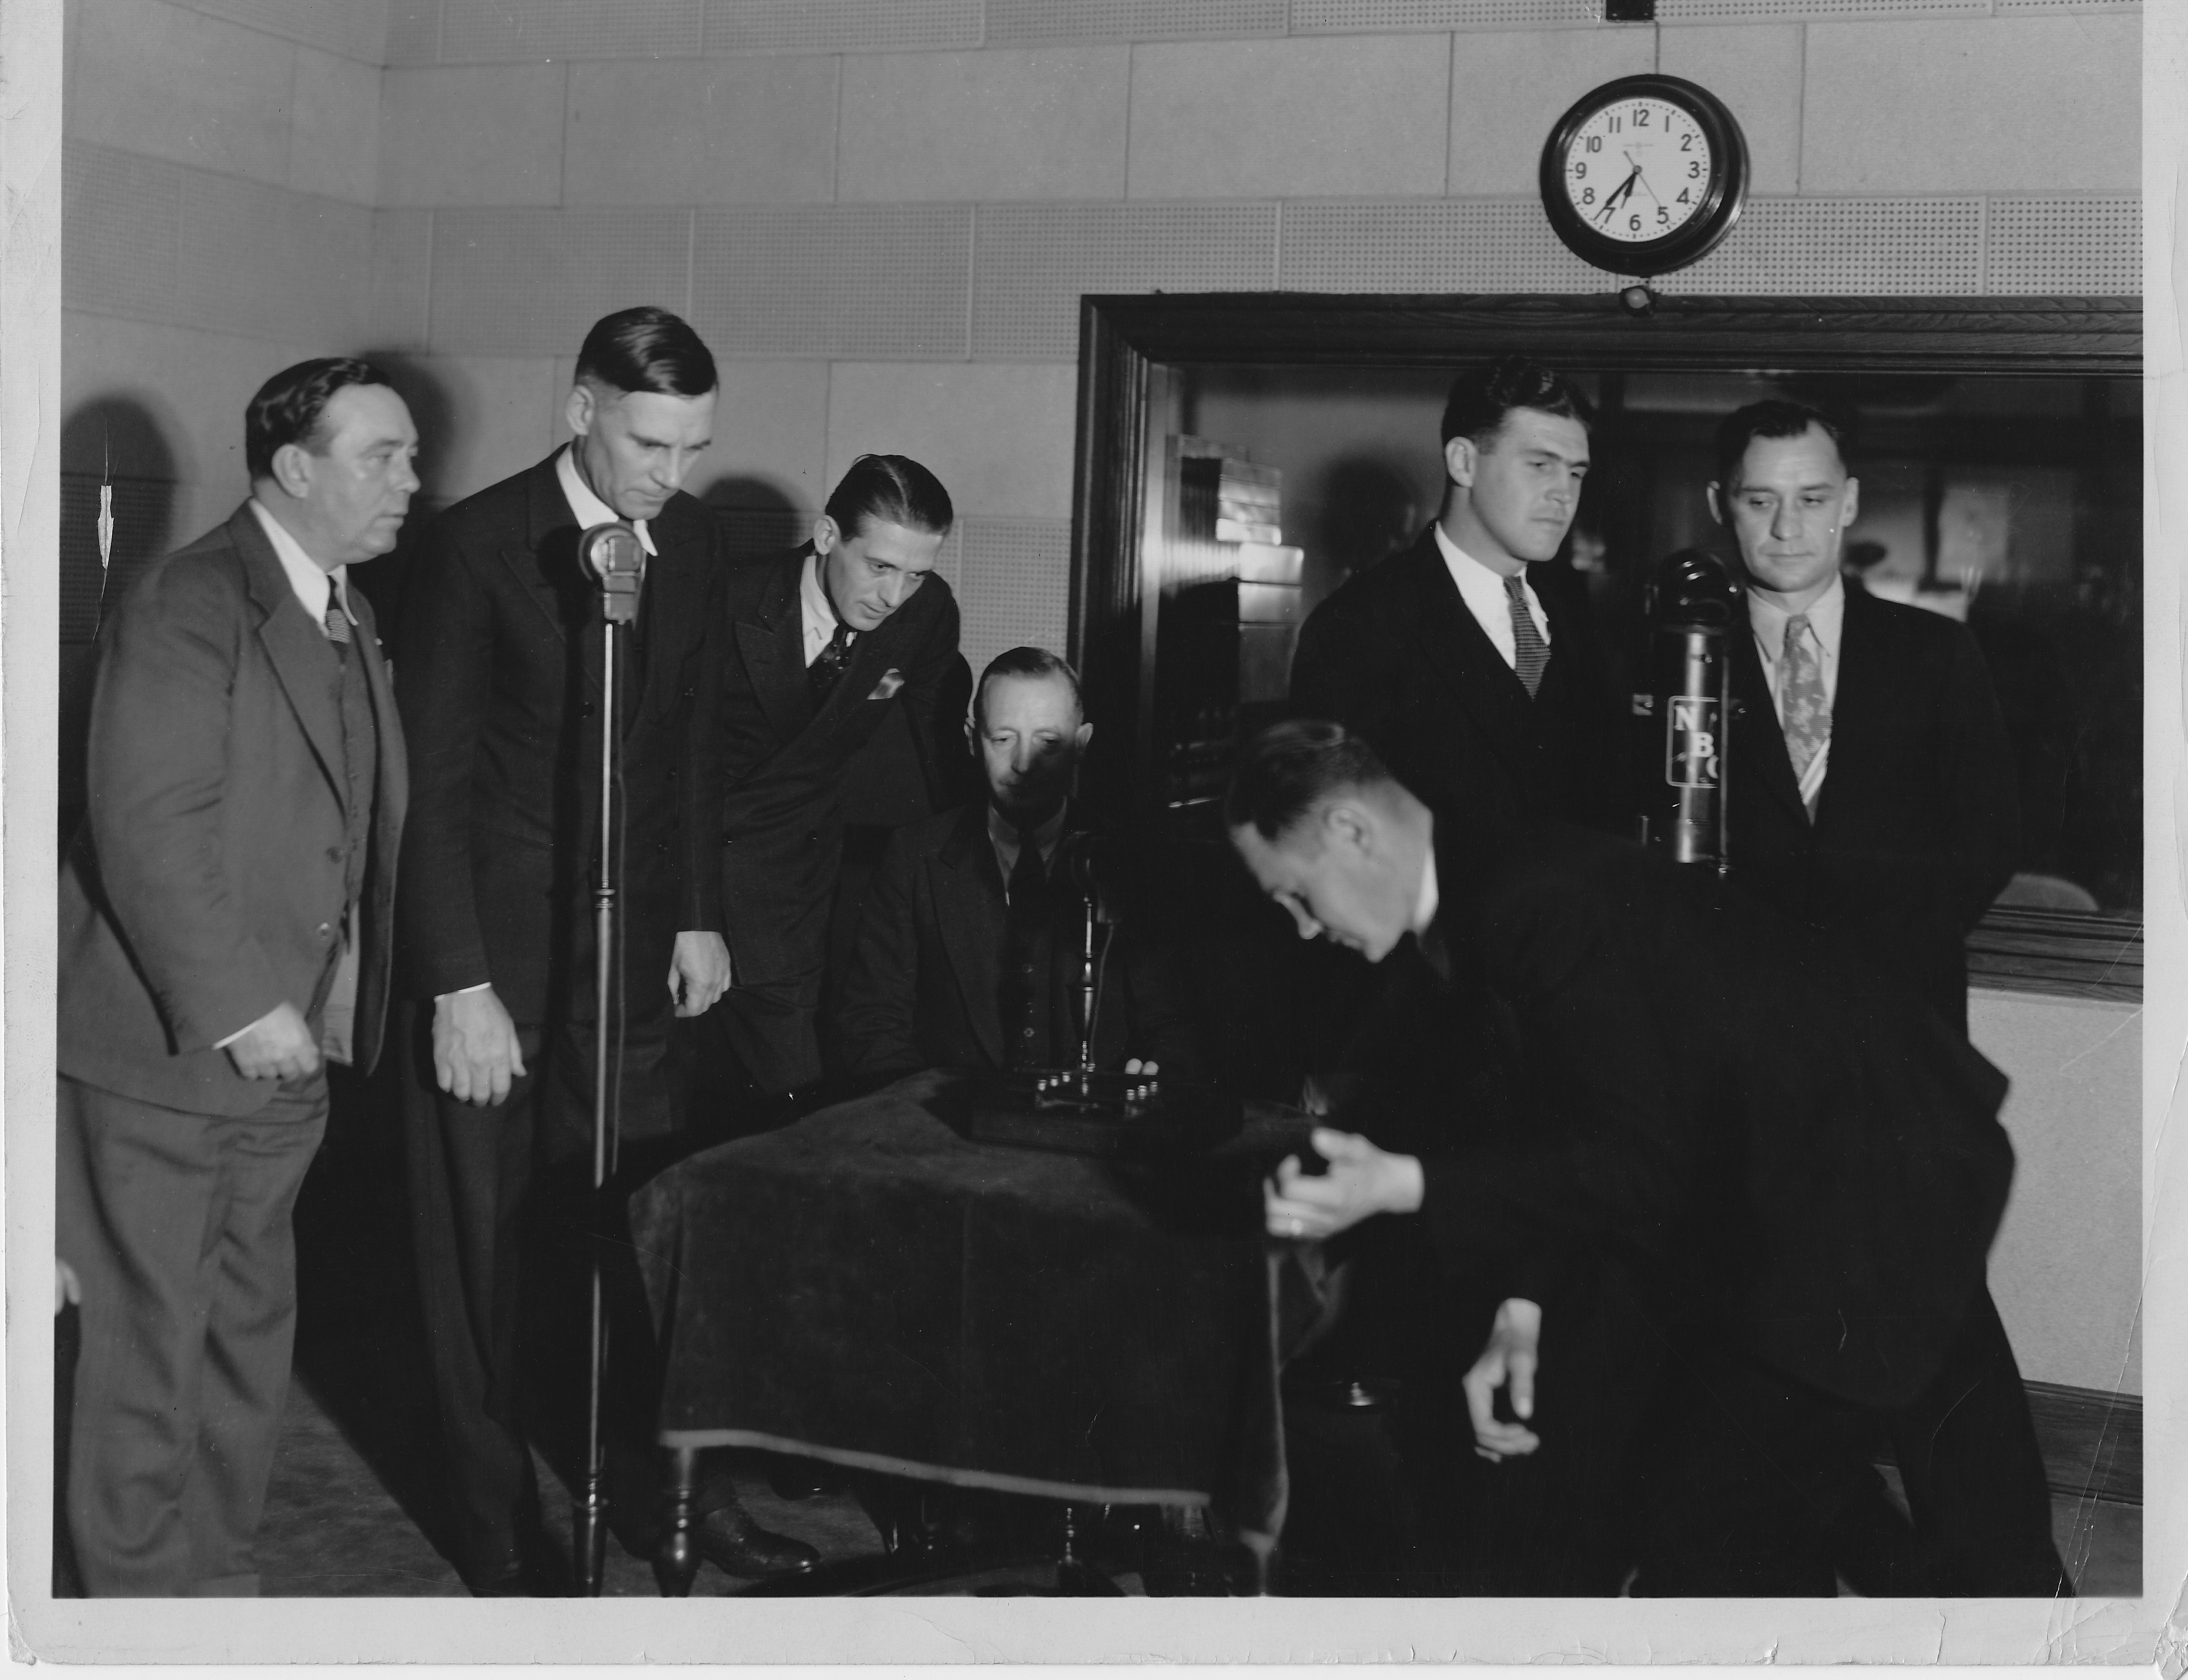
[384,1,442,64]
[1658,0,1984,18]
[1985,197,2140,294]
[704,0,981,55]
[64,144,181,323]
[186,0,392,62]
[690,205,972,358]
[430,208,694,356]
[972,202,1278,361]
[1995,0,2139,9]
[1278,199,1603,293]
[1654,196,1985,294]
[956,518,1074,680]
[1292,0,1598,30]
[176,172,377,345]
[985,0,1284,44]
[441,0,702,61]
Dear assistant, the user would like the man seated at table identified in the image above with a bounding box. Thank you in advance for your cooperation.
[1228,720,2064,1597]
[833,645,1201,1088]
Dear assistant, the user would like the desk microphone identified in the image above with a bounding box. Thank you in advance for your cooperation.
[1053,831,1121,925]
[579,522,645,625]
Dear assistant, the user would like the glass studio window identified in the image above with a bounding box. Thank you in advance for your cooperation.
[1071,296,2141,1004]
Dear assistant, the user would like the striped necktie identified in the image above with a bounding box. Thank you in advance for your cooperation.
[1504,572,1549,698]
[323,596,351,659]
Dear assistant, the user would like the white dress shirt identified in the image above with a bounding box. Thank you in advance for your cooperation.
[1747,573,1846,810]
[800,551,855,668]
[988,800,1069,901]
[1413,844,1440,938]
[249,499,356,632]
[554,443,657,556]
[1434,523,1551,669]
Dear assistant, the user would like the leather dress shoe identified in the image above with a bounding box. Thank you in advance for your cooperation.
[695,1502,820,1578]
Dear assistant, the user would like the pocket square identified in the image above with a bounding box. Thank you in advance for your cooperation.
[866,669,905,701]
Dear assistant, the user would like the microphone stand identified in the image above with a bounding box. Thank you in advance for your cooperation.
[574,528,641,1596]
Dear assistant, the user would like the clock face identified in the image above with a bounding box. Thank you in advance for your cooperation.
[1539,75,1748,276]
[1561,95,1714,246]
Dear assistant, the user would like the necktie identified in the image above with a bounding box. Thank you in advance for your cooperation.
[323,596,351,660]
[1780,612,1831,791]
[1504,572,1549,698]
[1004,827,1053,1068]
[807,619,853,705]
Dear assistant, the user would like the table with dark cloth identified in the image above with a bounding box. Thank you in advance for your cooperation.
[631,1070,1318,1581]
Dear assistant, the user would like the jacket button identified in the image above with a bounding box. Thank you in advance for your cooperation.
[316,922,333,940]
[655,840,670,853]
[326,846,344,863]
[683,686,695,700]
[581,701,596,717]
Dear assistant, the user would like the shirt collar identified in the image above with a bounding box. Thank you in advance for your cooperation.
[989,798,1070,856]
[800,549,849,642]
[1413,841,1439,937]
[555,444,657,556]
[1747,571,1846,657]
[248,498,352,626]
[1434,521,1535,611]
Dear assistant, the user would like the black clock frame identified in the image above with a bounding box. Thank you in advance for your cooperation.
[1539,74,1749,278]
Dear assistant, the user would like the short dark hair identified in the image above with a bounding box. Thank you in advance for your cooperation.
[1439,355,1593,450]
[1713,399,1850,492]
[974,646,1082,728]
[574,306,717,398]
[245,357,394,482]
[1225,719,1396,842]
[825,454,955,540]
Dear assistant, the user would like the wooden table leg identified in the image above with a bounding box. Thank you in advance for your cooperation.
[652,1445,702,1597]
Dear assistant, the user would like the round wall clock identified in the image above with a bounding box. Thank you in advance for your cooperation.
[1539,75,1749,277]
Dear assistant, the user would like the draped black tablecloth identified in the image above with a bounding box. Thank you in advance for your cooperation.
[631,1070,1316,1544]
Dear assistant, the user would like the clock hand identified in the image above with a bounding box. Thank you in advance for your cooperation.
[1594,166,1641,223]
[1623,150,1664,207]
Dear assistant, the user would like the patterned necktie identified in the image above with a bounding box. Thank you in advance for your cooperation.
[1504,572,1549,698]
[323,596,351,660]
[1780,612,1831,788]
[807,619,853,705]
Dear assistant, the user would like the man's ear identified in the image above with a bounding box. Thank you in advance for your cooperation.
[1706,482,1725,526]
[812,513,841,556]
[1443,435,1476,490]
[1322,801,1374,857]
[1840,477,1860,526]
[1072,720,1093,753]
[565,382,597,438]
[269,441,315,501]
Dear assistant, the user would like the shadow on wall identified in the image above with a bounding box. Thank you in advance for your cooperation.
[701,472,808,567]
[1304,453,1427,602]
[59,396,178,840]
[348,351,463,652]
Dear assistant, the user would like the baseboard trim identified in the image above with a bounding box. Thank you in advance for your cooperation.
[2023,1381,2140,1506]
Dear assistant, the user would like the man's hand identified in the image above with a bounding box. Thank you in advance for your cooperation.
[668,931,732,1018]
[1463,1297,1544,1461]
[432,986,526,1106]
[1264,1126,1424,1242]
[225,1002,321,1082]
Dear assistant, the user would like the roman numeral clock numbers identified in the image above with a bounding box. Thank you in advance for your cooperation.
[1538,75,1749,277]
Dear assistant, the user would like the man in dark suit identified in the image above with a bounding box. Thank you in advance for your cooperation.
[1709,400,2051,1593]
[1289,355,1624,844]
[395,308,806,1591]
[709,454,962,1107]
[1713,398,2020,1035]
[56,358,413,1594]
[834,646,1199,1086]
[1230,721,2065,1595]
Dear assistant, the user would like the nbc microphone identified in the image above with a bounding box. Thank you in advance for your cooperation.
[579,522,645,625]
[1634,547,1741,871]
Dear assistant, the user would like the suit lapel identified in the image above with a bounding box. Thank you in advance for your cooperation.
[934,804,1008,1066]
[1816,587,1892,835]
[1394,533,1537,785]
[233,507,348,808]
[498,452,600,690]
[351,593,407,844]
[735,550,813,742]
[1728,607,1809,827]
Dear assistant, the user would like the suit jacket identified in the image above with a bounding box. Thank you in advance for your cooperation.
[1388,825,2014,1411]
[833,801,1202,1084]
[716,545,960,986]
[394,453,724,1024]
[1290,528,1625,846]
[1726,587,2019,1033]
[56,504,408,1115]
